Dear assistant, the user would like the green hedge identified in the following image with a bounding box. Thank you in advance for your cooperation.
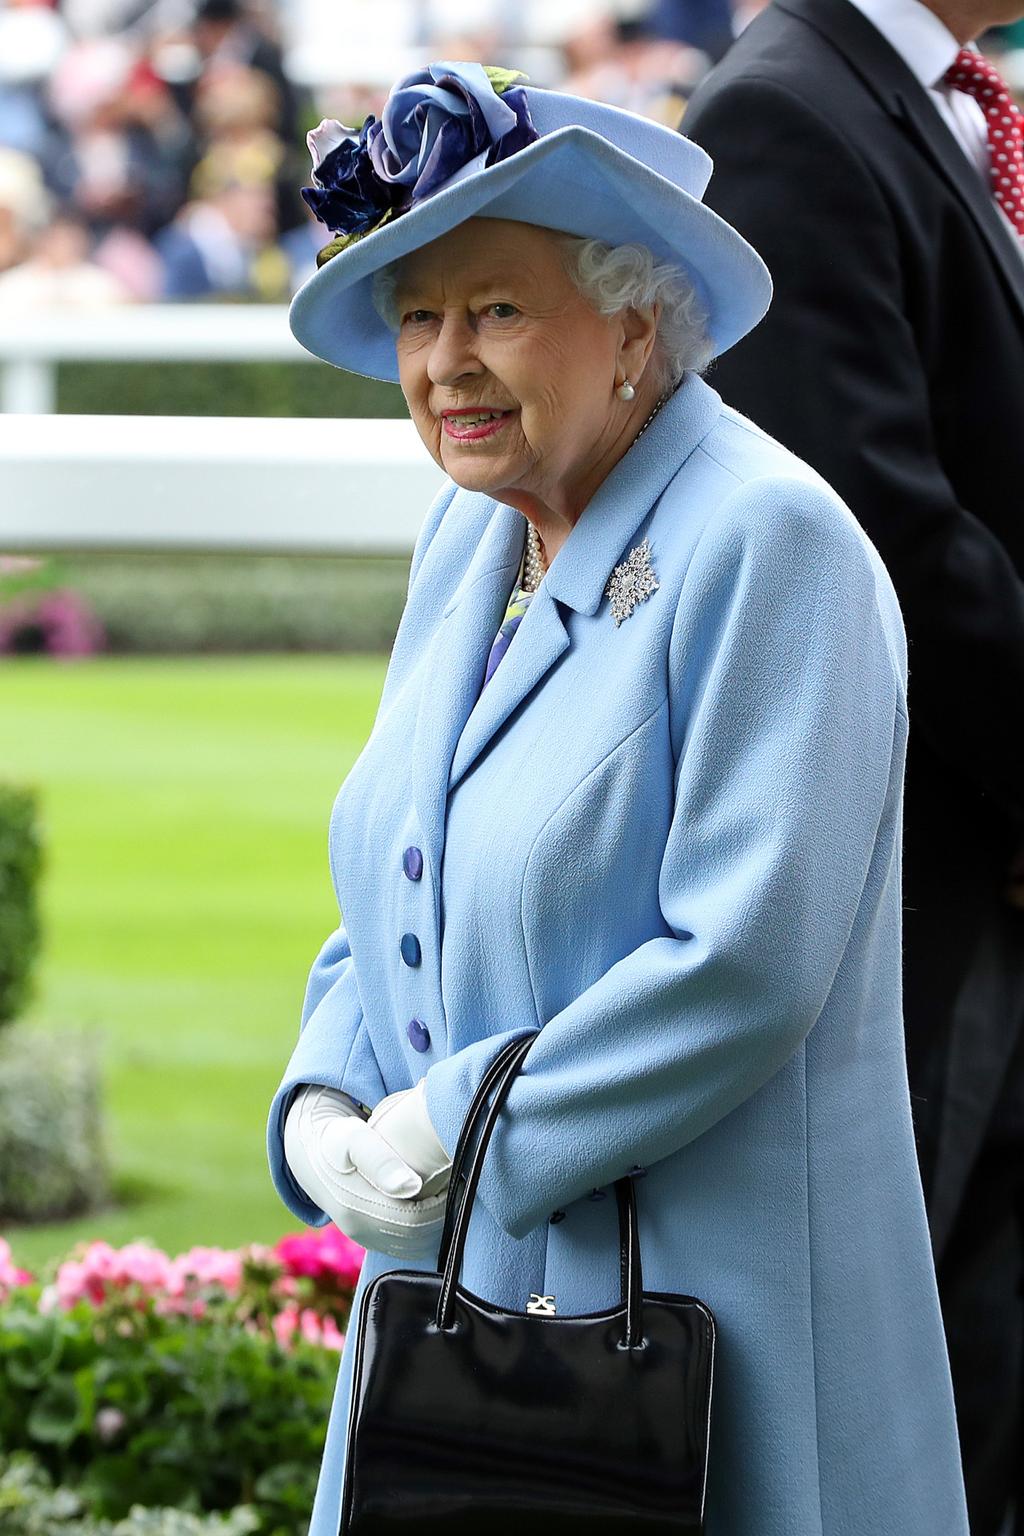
[57,363,406,419]
[61,554,411,654]
[0,1454,260,1536]
[0,785,42,1027]
[0,1300,335,1534]
[0,1028,109,1223]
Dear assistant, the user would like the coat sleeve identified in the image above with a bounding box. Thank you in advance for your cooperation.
[682,74,1024,825]
[424,477,906,1238]
[266,477,459,1225]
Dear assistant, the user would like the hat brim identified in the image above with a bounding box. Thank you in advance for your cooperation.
[289,124,772,382]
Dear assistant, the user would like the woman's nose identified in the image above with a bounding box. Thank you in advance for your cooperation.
[426,313,483,386]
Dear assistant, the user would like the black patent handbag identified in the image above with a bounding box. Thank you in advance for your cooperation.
[340,1034,716,1535]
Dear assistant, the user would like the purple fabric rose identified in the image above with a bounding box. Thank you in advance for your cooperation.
[368,62,538,205]
[300,64,539,240]
[301,116,401,236]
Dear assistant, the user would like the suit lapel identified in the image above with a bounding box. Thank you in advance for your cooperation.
[775,0,1024,325]
[892,89,1024,320]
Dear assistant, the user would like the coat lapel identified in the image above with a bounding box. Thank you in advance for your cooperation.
[448,372,723,792]
[776,0,1024,327]
[449,582,570,788]
[410,499,523,863]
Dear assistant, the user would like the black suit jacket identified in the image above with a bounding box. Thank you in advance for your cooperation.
[684,0,1024,1248]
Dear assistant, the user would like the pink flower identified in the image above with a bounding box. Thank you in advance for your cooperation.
[318,1225,364,1287]
[272,1304,299,1349]
[53,1240,172,1309]
[38,1284,59,1314]
[274,1226,364,1288]
[243,1243,278,1267]
[299,1307,323,1344]
[54,1258,101,1308]
[94,1406,126,1443]
[0,588,104,658]
[168,1246,243,1295]
[0,1238,33,1300]
[111,1242,173,1291]
[320,1314,345,1351]
[274,1233,321,1279]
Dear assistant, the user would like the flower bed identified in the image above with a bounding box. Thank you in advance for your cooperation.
[0,557,103,658]
[0,1229,363,1535]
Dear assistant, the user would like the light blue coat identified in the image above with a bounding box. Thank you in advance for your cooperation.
[267,374,969,1536]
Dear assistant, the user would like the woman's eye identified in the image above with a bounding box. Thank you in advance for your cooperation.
[486,303,519,320]
[401,309,436,326]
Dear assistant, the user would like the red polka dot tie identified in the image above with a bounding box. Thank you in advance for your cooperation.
[944,48,1024,239]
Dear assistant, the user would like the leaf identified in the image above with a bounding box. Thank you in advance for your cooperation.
[483,66,528,95]
[26,1374,83,1446]
[0,1309,62,1389]
[253,1462,317,1512]
[315,209,395,267]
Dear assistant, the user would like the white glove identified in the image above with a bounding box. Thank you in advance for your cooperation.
[348,1079,452,1199]
[283,1083,447,1260]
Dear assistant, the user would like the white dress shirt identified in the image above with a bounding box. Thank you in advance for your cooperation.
[844,0,1023,250]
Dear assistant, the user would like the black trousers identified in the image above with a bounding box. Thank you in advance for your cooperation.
[932,1004,1024,1535]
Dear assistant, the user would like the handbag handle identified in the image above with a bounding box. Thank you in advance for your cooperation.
[434,1033,644,1348]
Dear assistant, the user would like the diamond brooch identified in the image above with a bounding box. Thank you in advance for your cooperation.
[604,537,660,627]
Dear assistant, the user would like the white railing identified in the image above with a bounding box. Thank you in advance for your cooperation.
[0,415,444,555]
[0,306,307,415]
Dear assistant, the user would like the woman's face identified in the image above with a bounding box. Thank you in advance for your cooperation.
[393,218,653,515]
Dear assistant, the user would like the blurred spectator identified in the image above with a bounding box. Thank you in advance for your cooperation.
[280,202,323,292]
[0,2,68,156]
[48,40,194,235]
[153,135,290,298]
[642,0,735,60]
[0,146,52,274]
[0,207,128,308]
[0,0,753,309]
[191,60,305,234]
[188,0,301,142]
[563,14,710,121]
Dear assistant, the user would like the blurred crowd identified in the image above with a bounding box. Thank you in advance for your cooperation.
[1,0,1022,313]
[0,0,772,310]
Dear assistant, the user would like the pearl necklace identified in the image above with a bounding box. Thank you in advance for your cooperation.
[522,386,674,594]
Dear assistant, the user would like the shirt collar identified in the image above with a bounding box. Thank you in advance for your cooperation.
[842,0,962,89]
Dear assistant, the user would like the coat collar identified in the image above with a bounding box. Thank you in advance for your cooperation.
[774,0,1024,325]
[411,373,722,858]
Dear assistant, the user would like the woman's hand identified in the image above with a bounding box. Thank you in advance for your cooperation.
[349,1080,453,1199]
[283,1082,448,1260]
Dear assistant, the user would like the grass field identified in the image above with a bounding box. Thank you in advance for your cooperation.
[0,655,387,1274]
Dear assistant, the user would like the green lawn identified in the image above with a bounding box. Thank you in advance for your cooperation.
[0,656,386,1275]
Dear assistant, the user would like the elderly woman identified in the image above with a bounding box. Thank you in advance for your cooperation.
[267,64,968,1536]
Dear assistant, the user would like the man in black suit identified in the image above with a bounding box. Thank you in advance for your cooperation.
[683,3,1024,1529]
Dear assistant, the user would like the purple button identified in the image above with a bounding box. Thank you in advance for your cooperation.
[408,1018,431,1053]
[402,846,424,881]
[400,932,421,966]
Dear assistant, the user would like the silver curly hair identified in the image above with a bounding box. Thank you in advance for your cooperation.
[371,231,713,386]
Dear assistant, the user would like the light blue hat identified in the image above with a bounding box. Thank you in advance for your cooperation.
[289,63,772,382]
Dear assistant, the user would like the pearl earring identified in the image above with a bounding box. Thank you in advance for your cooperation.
[616,380,636,402]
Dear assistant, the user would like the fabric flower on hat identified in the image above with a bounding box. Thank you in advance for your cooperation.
[302,63,538,264]
[302,114,399,238]
[368,62,537,204]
